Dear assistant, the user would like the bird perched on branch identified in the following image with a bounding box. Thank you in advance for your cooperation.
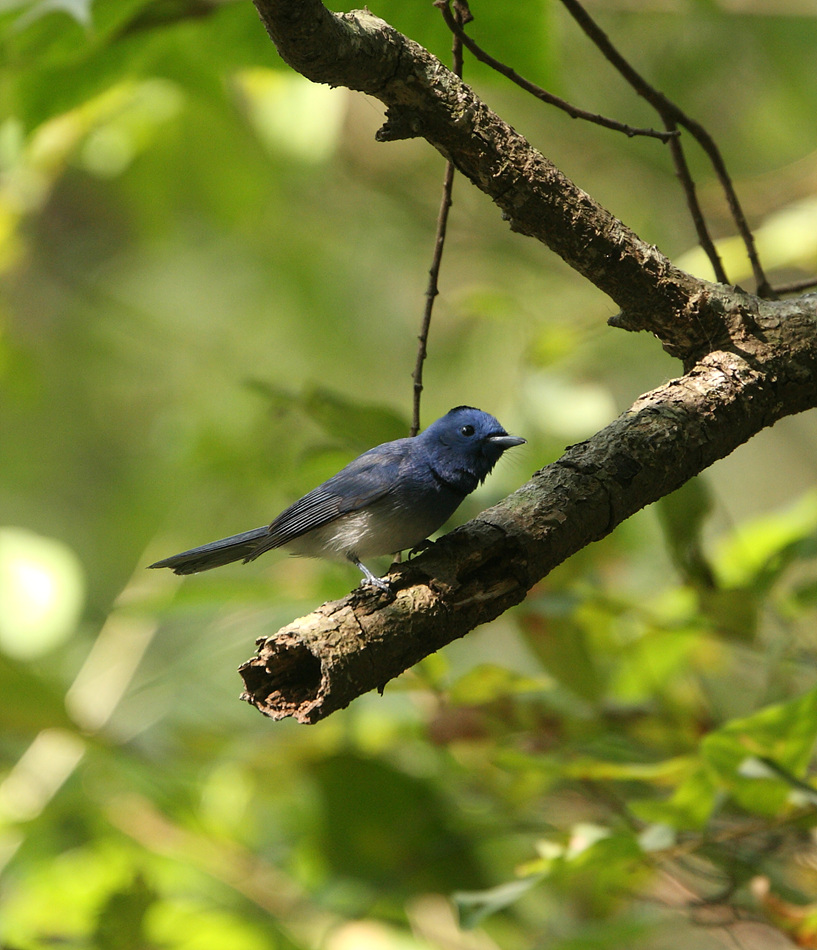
[149,405,525,590]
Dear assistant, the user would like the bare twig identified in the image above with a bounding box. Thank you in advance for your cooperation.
[410,161,456,436]
[559,0,773,296]
[437,0,677,143]
[410,3,467,437]
[664,118,729,285]
[774,276,817,296]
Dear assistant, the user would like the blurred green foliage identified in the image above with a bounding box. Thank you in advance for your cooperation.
[2,0,817,948]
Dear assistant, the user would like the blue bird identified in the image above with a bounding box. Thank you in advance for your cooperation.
[149,406,525,590]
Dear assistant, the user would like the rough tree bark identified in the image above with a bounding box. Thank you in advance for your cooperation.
[238,0,817,724]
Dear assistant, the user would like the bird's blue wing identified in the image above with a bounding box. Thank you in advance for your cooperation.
[248,440,410,555]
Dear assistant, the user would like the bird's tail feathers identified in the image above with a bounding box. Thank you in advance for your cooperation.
[148,525,272,575]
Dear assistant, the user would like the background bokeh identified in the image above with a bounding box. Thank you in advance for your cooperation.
[1,1,817,947]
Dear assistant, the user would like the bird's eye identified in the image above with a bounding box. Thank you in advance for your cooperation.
[460,424,475,437]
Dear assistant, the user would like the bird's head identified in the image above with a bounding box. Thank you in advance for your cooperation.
[420,406,526,491]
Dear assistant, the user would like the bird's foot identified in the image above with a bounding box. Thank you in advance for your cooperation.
[354,559,391,592]
[360,574,391,592]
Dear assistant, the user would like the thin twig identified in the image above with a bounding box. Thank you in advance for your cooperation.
[773,275,817,296]
[410,161,456,437]
[437,0,676,143]
[410,3,466,436]
[664,119,729,285]
[559,0,773,296]
[437,0,727,285]
[654,808,815,863]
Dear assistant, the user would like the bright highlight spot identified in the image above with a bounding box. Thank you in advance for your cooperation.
[0,527,85,660]
[235,69,347,163]
[524,373,616,439]
[677,195,817,283]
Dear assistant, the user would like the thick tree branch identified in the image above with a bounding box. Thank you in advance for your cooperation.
[252,0,713,360]
[240,292,817,723]
[241,1,817,723]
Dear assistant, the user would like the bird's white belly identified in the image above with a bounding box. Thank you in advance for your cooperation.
[285,503,444,562]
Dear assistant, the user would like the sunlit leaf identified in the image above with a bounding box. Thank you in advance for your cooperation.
[636,822,676,852]
[610,628,699,701]
[562,755,695,786]
[2,0,272,129]
[701,687,817,815]
[235,70,346,163]
[521,373,616,441]
[679,197,817,286]
[147,899,275,950]
[454,877,542,930]
[713,491,817,592]
[630,766,719,831]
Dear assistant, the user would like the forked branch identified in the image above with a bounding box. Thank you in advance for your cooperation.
[252,0,709,356]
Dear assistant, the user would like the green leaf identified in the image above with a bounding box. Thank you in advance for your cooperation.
[449,663,550,706]
[655,476,715,589]
[454,877,542,930]
[701,687,817,815]
[300,387,409,451]
[714,491,817,592]
[697,587,759,641]
[310,753,485,900]
[0,653,76,731]
[610,628,699,701]
[94,873,157,950]
[630,766,719,831]
[2,0,274,130]
[562,755,695,786]
[539,828,648,916]
[10,0,94,29]
[519,610,604,704]
[546,918,653,950]
[250,381,409,453]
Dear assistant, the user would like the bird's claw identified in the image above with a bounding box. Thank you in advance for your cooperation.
[360,574,391,593]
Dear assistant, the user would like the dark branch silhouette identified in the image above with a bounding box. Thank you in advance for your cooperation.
[775,275,817,296]
[436,0,733,285]
[558,0,770,295]
[436,0,677,143]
